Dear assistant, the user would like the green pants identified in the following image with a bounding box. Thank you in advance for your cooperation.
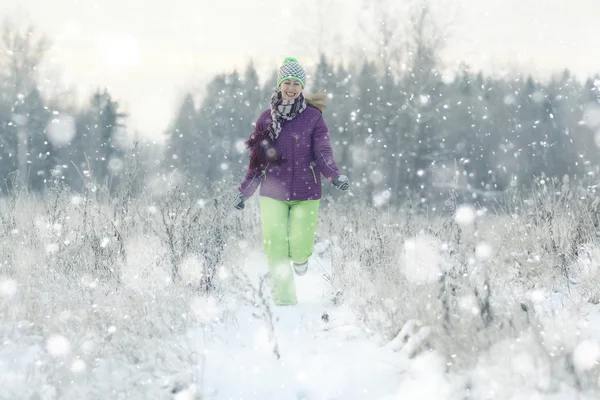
[259,196,320,305]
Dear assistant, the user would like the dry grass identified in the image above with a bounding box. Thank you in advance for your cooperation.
[318,177,600,396]
[0,176,272,398]
[2,175,600,397]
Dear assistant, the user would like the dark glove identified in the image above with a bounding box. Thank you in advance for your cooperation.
[233,193,249,210]
[333,175,350,191]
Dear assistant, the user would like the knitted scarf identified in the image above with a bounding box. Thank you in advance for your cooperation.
[245,89,307,173]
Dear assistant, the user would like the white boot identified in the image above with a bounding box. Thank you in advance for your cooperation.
[292,260,308,276]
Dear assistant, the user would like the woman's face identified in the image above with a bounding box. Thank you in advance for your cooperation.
[279,79,303,101]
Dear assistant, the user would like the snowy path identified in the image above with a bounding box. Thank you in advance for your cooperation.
[0,253,405,400]
[6,250,600,398]
[192,259,404,399]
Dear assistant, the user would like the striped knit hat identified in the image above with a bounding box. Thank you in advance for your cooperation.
[277,57,306,88]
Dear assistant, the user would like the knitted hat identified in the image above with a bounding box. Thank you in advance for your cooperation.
[277,57,306,88]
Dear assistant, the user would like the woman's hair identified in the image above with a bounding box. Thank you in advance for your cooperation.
[304,91,328,112]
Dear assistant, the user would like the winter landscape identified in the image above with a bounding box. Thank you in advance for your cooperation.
[1,0,600,399]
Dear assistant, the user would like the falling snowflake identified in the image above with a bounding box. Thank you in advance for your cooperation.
[503,95,516,105]
[71,359,86,373]
[583,104,600,128]
[46,114,76,147]
[235,140,246,153]
[455,205,476,227]
[217,266,229,281]
[370,170,384,184]
[46,334,71,357]
[459,295,479,315]
[401,235,442,284]
[475,242,493,260]
[591,131,600,151]
[531,91,545,103]
[373,190,391,207]
[108,157,124,172]
[0,278,17,298]
[572,340,600,372]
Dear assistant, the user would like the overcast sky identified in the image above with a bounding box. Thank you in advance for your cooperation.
[1,0,598,142]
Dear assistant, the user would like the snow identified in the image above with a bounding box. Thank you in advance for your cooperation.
[3,243,600,399]
[46,114,76,147]
[370,169,384,184]
[45,334,71,357]
[189,296,220,323]
[382,352,452,400]
[0,248,404,399]
[572,340,600,372]
[401,234,443,284]
[594,131,600,149]
[0,278,17,298]
[373,189,392,207]
[108,157,125,172]
[455,204,477,226]
[583,103,600,128]
[475,242,493,260]
[195,302,402,399]
[71,359,87,373]
[235,140,246,153]
[179,255,206,286]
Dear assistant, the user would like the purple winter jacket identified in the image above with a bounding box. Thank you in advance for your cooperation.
[238,106,341,201]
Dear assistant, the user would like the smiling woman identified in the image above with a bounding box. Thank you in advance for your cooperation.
[95,32,141,71]
[234,57,350,306]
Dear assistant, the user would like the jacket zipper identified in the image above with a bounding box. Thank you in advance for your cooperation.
[262,162,269,180]
[309,164,317,184]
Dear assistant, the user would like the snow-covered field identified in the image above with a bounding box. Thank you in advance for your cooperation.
[2,182,600,399]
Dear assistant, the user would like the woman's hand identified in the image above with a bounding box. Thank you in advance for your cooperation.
[233,193,249,210]
[333,175,350,191]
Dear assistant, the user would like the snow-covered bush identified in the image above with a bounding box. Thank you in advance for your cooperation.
[3,175,600,398]
[318,179,600,397]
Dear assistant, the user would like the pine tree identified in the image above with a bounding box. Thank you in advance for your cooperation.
[73,89,127,191]
[24,87,52,192]
[165,92,198,175]
[353,60,381,205]
[197,74,229,186]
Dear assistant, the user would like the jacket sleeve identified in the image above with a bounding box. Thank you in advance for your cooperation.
[237,113,266,197]
[238,166,262,197]
[312,114,341,182]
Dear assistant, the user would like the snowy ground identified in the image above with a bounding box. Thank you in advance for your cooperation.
[2,246,600,400]
[0,250,405,400]
[3,191,600,399]
[194,260,403,399]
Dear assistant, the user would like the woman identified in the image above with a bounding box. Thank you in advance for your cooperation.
[233,57,349,306]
